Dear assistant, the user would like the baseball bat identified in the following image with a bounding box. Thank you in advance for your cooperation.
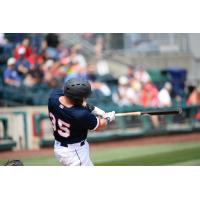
[115,108,182,117]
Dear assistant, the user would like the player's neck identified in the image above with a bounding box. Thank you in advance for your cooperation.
[59,96,74,108]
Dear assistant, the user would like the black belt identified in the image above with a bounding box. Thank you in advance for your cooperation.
[59,140,85,148]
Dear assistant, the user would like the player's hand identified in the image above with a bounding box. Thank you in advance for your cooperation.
[104,111,115,124]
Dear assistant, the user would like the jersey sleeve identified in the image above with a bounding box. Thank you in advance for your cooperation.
[83,112,100,131]
[50,88,64,99]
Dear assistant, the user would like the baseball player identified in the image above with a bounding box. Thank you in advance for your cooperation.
[48,78,115,166]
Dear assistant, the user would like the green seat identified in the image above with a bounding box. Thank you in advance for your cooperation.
[147,69,169,89]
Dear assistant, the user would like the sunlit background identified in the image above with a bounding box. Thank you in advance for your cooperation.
[0,33,200,165]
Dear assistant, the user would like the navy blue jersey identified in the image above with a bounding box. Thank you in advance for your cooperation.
[48,89,99,144]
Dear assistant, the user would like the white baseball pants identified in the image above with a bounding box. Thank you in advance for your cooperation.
[54,140,93,166]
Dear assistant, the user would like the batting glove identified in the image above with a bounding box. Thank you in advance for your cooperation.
[104,111,115,124]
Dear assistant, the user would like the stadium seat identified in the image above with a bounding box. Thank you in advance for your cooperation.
[162,68,187,97]
[147,69,169,89]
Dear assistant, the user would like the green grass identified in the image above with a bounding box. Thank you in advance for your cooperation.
[92,142,200,166]
[96,146,200,166]
[1,142,200,166]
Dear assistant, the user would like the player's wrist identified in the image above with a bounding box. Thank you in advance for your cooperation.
[105,117,111,125]
[85,103,95,112]
[93,107,106,117]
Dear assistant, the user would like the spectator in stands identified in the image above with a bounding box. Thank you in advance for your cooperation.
[139,81,159,107]
[113,76,138,106]
[29,62,43,78]
[86,65,111,97]
[46,33,59,48]
[14,37,33,60]
[64,62,87,82]
[187,84,200,120]
[42,59,54,72]
[58,42,69,60]
[48,60,67,81]
[130,77,142,94]
[0,33,7,45]
[126,65,135,79]
[3,57,21,87]
[134,65,151,84]
[45,33,59,60]
[15,47,30,77]
[158,82,172,107]
[96,60,111,77]
[69,44,87,68]
[23,71,41,88]
[139,81,160,128]
[42,59,65,81]
[39,39,48,59]
[187,84,200,106]
[43,70,58,88]
[29,33,43,53]
[126,65,142,94]
[0,34,13,62]
[94,35,104,58]
[39,59,58,88]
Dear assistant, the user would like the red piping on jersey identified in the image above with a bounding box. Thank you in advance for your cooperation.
[92,117,100,131]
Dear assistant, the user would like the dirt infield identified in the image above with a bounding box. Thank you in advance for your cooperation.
[1,132,200,160]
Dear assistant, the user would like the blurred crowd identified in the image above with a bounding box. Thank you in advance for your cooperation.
[187,84,200,120]
[2,34,90,89]
[113,65,173,108]
[1,33,200,115]
[1,34,110,93]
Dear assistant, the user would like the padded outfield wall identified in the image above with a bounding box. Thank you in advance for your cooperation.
[0,105,200,151]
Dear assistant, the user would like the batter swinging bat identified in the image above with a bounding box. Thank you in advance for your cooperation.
[115,108,182,117]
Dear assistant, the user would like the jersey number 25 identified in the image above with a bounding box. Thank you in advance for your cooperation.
[49,112,70,138]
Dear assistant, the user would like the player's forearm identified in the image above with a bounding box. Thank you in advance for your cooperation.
[95,111,116,132]
[92,106,106,116]
[95,118,107,131]
[83,102,106,117]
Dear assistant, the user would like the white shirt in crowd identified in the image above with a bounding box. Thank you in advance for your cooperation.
[113,86,138,106]
[158,88,172,107]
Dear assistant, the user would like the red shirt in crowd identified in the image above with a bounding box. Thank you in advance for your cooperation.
[14,45,33,60]
[140,82,159,107]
